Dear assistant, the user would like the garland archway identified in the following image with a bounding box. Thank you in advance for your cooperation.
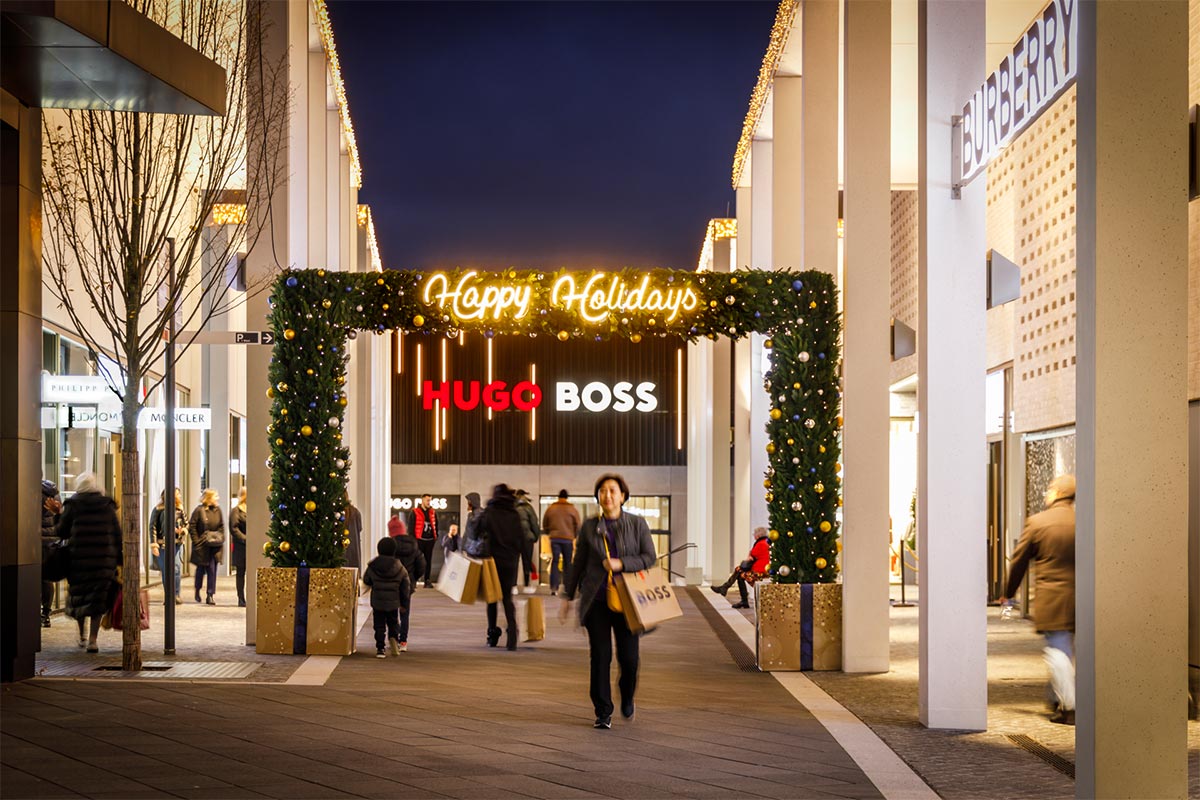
[264,267,841,584]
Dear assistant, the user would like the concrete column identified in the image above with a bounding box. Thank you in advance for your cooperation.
[202,226,232,571]
[773,76,803,268]
[802,0,840,273]
[244,0,296,644]
[325,110,340,268]
[687,332,712,580]
[1074,1,1189,795]
[0,96,42,682]
[841,0,891,674]
[916,0,986,730]
[306,51,327,266]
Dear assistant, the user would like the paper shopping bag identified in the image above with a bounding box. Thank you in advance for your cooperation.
[478,557,503,604]
[617,567,683,634]
[109,587,151,631]
[436,551,482,604]
[524,596,545,641]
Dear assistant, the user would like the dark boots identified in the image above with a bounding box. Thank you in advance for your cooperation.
[41,608,51,628]
[486,626,502,647]
[505,628,518,651]
[710,582,730,597]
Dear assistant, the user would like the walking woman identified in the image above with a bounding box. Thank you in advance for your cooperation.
[229,487,248,607]
[559,474,657,729]
[189,489,224,604]
[477,483,525,650]
[60,472,121,653]
[150,487,186,605]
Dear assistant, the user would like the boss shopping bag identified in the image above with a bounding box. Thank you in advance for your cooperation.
[617,567,683,634]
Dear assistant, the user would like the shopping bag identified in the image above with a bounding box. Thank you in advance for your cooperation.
[616,567,683,634]
[435,551,481,604]
[524,596,545,641]
[478,558,503,604]
[108,587,151,631]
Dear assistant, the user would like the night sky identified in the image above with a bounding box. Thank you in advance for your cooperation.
[326,1,776,272]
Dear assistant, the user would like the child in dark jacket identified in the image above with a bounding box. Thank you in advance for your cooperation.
[362,537,411,658]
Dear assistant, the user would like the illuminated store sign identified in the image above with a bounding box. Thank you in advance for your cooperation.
[556,381,658,413]
[390,495,452,511]
[420,379,659,413]
[39,405,212,430]
[420,270,700,325]
[959,0,1077,182]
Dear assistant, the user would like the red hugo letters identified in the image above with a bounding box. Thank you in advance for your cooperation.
[423,380,542,412]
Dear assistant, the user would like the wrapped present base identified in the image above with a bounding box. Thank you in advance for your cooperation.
[256,566,359,655]
[756,582,842,671]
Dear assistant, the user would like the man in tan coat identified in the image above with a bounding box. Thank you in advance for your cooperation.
[1002,474,1076,725]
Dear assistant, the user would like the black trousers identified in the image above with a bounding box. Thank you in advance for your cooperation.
[417,538,435,586]
[372,609,400,649]
[234,564,246,604]
[486,558,519,636]
[520,538,534,585]
[583,601,639,718]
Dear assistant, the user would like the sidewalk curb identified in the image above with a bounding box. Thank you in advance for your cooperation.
[694,587,939,800]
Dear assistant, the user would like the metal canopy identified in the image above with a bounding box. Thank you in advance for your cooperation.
[1,0,226,115]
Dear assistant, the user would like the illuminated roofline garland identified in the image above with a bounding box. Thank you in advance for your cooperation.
[356,205,382,271]
[264,266,841,586]
[314,0,362,187]
[730,0,798,189]
[698,218,738,271]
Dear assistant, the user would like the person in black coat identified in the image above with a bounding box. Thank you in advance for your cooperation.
[392,530,426,650]
[229,487,248,607]
[40,479,63,627]
[478,483,526,650]
[362,537,411,657]
[560,473,657,729]
[150,488,186,605]
[60,472,121,653]
[189,489,224,605]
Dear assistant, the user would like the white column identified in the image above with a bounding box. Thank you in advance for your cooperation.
[773,76,803,267]
[1075,1,1189,795]
[688,334,713,581]
[306,51,328,266]
[801,0,839,273]
[916,0,986,730]
[325,108,341,270]
[841,0,891,674]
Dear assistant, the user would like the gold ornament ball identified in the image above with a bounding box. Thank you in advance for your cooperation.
[765,492,774,502]
[835,462,842,471]
[768,529,780,541]
[815,482,825,494]
[809,301,817,309]
[764,339,773,349]
[274,438,283,446]
[382,303,390,311]
[276,381,288,393]
[787,530,794,537]
[306,368,314,376]
[815,557,828,569]
[413,314,425,327]
[300,425,313,437]
[342,538,351,548]
[792,382,801,390]
[376,277,385,285]
[338,396,348,406]
[266,386,275,399]
[837,497,843,507]
[262,541,273,554]
[317,269,326,277]
[765,442,776,454]
[836,416,844,427]
[336,376,346,386]
[557,330,570,342]
[284,329,295,340]
[763,478,772,489]
[279,541,291,553]
[280,408,288,416]
[630,333,642,343]
[787,438,795,446]
[819,521,832,532]
[648,318,656,326]
[304,500,317,512]
[769,408,782,420]
[321,299,331,309]
[819,445,826,454]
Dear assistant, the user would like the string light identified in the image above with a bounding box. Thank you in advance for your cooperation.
[730,0,799,188]
[314,0,363,187]
[356,205,382,270]
[211,204,246,226]
[697,218,738,271]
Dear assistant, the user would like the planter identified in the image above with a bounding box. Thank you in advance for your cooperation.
[755,582,842,671]
[256,566,359,655]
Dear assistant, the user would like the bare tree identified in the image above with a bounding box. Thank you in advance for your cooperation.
[41,0,288,670]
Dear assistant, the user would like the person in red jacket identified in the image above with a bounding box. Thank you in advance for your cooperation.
[711,526,770,609]
[410,494,438,588]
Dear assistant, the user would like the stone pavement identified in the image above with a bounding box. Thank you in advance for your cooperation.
[2,585,886,800]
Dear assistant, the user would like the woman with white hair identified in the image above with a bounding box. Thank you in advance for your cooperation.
[188,488,225,604]
[59,472,121,653]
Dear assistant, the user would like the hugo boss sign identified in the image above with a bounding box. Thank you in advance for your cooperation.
[421,380,657,413]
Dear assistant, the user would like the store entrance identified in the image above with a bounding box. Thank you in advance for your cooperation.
[986,440,1005,602]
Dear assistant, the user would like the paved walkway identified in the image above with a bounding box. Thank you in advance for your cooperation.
[3,586,889,800]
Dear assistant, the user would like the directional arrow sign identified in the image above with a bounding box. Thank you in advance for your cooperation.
[260,331,276,345]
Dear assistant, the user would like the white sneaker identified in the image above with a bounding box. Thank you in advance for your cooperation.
[511,586,519,596]
[399,641,408,652]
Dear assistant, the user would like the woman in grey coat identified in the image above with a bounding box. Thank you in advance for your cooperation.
[559,474,657,729]
[60,473,121,653]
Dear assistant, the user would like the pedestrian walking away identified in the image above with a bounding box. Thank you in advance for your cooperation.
[560,473,657,729]
[1001,474,1077,725]
[150,488,186,605]
[712,526,770,609]
[189,489,225,605]
[392,524,426,651]
[514,489,541,592]
[229,487,248,607]
[411,493,438,588]
[478,484,525,650]
[59,472,121,653]
[543,488,580,595]
[362,537,411,658]
[40,479,63,626]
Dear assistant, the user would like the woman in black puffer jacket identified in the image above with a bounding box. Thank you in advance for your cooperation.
[189,489,224,605]
[60,473,121,653]
[477,483,526,650]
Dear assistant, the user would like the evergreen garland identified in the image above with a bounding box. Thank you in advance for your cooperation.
[264,267,841,571]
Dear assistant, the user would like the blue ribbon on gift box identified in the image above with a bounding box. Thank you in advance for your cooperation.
[293,563,310,655]
[800,583,814,670]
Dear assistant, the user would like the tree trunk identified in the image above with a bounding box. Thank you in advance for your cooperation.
[121,395,142,672]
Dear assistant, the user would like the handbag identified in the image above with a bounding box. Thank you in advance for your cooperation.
[42,539,70,582]
[107,586,151,631]
[601,529,622,613]
[204,528,225,548]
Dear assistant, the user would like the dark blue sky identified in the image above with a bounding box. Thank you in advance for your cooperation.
[326,0,775,271]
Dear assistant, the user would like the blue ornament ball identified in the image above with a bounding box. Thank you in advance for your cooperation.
[792,280,803,290]
[810,468,816,474]
[788,484,795,491]
[818,352,826,359]
[286,276,298,288]
[754,311,761,318]
[308,402,317,409]
[792,414,801,421]
[807,526,814,533]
